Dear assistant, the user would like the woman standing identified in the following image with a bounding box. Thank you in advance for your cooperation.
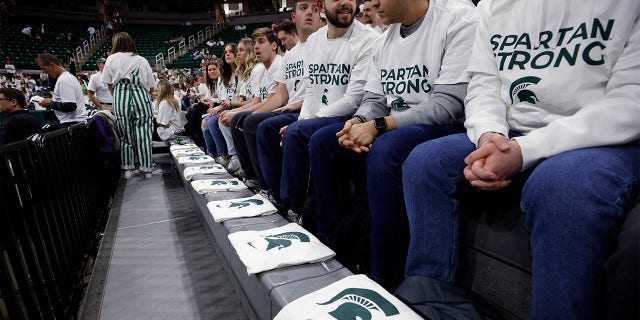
[102,32,156,179]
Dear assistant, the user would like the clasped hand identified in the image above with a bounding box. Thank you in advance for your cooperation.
[336,119,376,153]
[463,132,523,191]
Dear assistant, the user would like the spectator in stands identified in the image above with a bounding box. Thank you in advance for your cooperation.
[0,88,40,146]
[360,0,373,24]
[4,59,15,81]
[202,45,239,168]
[217,37,225,47]
[259,0,379,222]
[309,0,478,290]
[362,0,386,33]
[87,25,96,37]
[155,80,181,141]
[101,32,156,179]
[242,0,322,198]
[206,38,215,48]
[227,28,284,188]
[215,38,262,172]
[37,53,87,124]
[21,26,31,37]
[402,0,640,318]
[87,58,114,112]
[276,19,299,52]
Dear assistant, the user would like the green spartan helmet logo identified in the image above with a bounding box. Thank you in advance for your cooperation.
[262,231,310,251]
[322,88,329,105]
[217,198,264,209]
[510,76,541,104]
[317,288,400,320]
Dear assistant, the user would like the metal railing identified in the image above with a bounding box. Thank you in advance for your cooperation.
[0,120,116,319]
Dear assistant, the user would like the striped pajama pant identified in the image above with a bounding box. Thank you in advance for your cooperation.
[113,76,153,172]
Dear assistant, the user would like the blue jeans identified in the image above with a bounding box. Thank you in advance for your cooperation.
[280,116,350,213]
[205,114,227,155]
[256,113,299,203]
[202,115,216,155]
[310,123,464,286]
[403,133,640,319]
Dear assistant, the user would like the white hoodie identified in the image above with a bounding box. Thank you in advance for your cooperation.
[465,0,640,169]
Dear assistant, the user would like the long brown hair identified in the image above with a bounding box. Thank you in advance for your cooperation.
[156,80,179,111]
[220,43,237,87]
[110,32,138,55]
[204,61,219,94]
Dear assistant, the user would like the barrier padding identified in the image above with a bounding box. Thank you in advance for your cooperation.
[172,144,352,320]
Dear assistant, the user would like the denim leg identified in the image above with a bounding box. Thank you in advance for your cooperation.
[256,113,299,203]
[281,116,351,213]
[403,133,475,282]
[368,125,465,285]
[231,111,255,178]
[219,120,235,155]
[207,115,227,155]
[522,143,640,319]
[309,122,361,237]
[202,115,216,155]
[244,112,282,188]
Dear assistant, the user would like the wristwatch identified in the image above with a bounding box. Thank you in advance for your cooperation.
[374,117,387,137]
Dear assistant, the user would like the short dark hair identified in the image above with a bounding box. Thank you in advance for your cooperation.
[36,53,62,67]
[252,27,278,44]
[0,88,26,108]
[278,19,297,36]
[111,32,138,55]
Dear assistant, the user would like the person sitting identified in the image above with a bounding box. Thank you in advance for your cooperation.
[155,80,182,141]
[402,0,640,318]
[0,88,41,146]
[309,0,478,290]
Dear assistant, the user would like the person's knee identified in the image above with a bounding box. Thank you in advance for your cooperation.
[201,118,208,130]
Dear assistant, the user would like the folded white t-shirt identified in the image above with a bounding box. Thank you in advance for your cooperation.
[171,148,205,158]
[178,155,216,165]
[170,143,198,151]
[274,274,422,320]
[183,164,227,180]
[191,178,246,194]
[228,223,335,275]
[207,194,278,222]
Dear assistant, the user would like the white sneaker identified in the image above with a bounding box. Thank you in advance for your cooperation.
[216,156,230,168]
[144,172,153,179]
[124,169,140,179]
[227,155,241,172]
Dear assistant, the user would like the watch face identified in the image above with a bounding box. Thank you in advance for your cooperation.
[374,117,386,136]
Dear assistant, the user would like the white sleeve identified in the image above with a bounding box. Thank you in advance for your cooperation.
[464,7,510,145]
[87,74,98,92]
[514,16,640,170]
[139,57,156,89]
[101,61,113,85]
[156,101,171,125]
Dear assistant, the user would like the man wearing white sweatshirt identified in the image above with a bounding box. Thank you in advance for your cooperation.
[402,0,640,318]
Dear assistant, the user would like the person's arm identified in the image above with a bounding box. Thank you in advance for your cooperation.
[513,17,640,170]
[392,83,467,127]
[87,91,102,109]
[254,82,289,113]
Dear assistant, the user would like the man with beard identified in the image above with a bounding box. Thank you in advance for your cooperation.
[259,0,379,223]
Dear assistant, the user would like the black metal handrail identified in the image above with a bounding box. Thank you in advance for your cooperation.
[0,120,116,319]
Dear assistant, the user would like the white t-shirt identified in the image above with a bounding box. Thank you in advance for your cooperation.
[299,21,380,119]
[273,42,307,105]
[101,52,155,89]
[465,0,640,170]
[248,55,283,101]
[156,100,182,141]
[87,70,113,104]
[362,0,478,126]
[53,71,87,123]
[4,63,15,74]
[217,75,238,102]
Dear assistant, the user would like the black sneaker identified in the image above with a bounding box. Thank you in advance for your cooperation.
[174,128,189,136]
